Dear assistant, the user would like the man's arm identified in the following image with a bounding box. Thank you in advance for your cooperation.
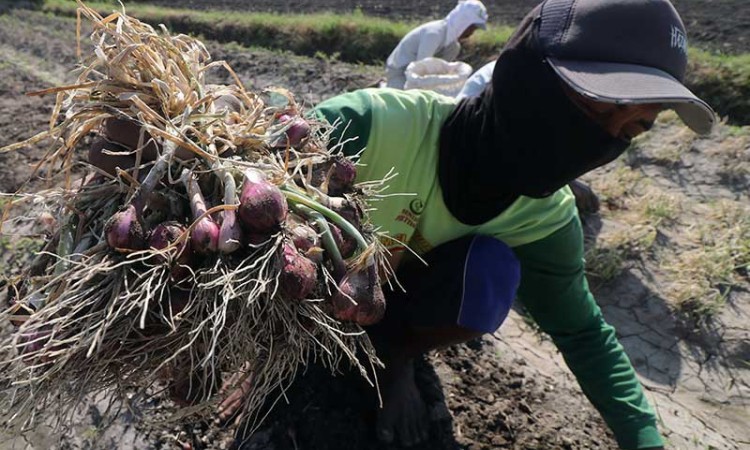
[434,41,461,62]
[512,215,664,450]
[415,29,445,61]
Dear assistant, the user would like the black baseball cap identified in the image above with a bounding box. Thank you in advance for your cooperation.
[538,0,716,135]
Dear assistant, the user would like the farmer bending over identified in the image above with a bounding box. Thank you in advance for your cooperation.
[101,0,713,447]
[311,0,714,448]
[385,0,488,89]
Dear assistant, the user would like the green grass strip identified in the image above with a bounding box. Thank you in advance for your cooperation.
[42,0,750,125]
[43,0,513,67]
[686,49,750,127]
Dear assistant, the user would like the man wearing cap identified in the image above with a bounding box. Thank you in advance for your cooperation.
[311,0,715,448]
[385,0,488,89]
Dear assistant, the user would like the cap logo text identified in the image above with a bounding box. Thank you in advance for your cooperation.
[670,25,688,54]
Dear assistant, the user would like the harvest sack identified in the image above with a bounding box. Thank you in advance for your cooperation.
[405,57,473,97]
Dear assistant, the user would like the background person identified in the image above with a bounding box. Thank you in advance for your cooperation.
[314,0,715,447]
[385,0,488,89]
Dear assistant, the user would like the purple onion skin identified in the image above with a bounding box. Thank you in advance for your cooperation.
[191,217,220,254]
[327,158,357,196]
[277,114,310,149]
[238,169,288,233]
[331,284,357,322]
[148,221,187,253]
[331,264,385,326]
[329,223,357,259]
[184,171,220,254]
[288,222,324,263]
[308,158,357,196]
[105,204,146,251]
[328,197,363,230]
[290,222,319,253]
[279,243,318,301]
[148,221,193,281]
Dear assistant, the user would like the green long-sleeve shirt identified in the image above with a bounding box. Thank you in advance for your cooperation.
[314,88,664,449]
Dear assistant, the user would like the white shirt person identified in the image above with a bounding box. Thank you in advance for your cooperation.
[385,0,488,89]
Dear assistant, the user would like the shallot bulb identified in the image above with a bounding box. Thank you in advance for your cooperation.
[308,157,357,196]
[183,170,220,254]
[105,204,146,251]
[148,221,192,281]
[327,197,364,230]
[238,168,288,233]
[103,118,160,160]
[331,261,385,326]
[327,157,357,196]
[289,221,323,263]
[277,113,310,149]
[289,222,319,253]
[213,93,243,115]
[329,222,357,259]
[279,243,318,301]
[148,221,187,253]
[191,217,220,255]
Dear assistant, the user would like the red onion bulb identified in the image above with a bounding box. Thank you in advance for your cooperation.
[238,168,288,234]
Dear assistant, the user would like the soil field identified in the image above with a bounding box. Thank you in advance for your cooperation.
[0,5,748,450]
[132,0,750,54]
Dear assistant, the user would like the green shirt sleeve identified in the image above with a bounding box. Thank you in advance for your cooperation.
[513,215,664,450]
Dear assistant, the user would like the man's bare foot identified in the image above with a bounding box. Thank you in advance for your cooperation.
[216,364,254,425]
[376,358,429,447]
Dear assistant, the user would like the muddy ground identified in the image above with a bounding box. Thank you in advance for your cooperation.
[131,0,750,55]
[0,5,748,450]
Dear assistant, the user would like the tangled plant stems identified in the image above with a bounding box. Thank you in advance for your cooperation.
[0,0,399,438]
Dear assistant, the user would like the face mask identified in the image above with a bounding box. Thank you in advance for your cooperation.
[439,13,629,225]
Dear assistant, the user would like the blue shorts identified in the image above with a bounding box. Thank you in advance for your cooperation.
[384,235,520,334]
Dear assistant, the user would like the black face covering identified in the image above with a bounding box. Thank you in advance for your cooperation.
[438,9,630,225]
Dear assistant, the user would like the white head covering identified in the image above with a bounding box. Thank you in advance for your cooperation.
[444,0,489,46]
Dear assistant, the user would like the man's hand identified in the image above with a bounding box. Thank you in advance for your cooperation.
[216,363,254,425]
